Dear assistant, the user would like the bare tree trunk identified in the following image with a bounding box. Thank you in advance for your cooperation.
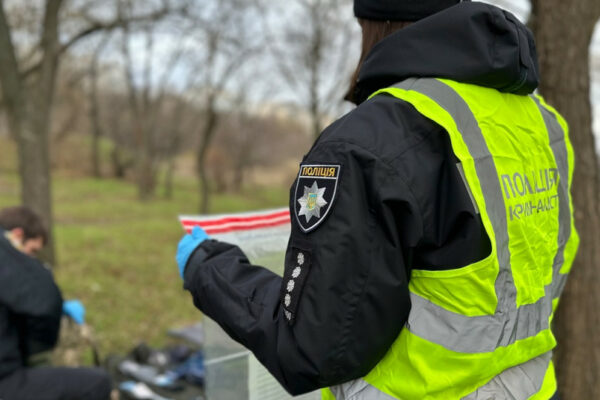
[139,25,157,200]
[31,0,62,264]
[0,0,63,264]
[89,59,102,178]
[120,16,184,201]
[231,114,252,193]
[162,99,185,200]
[121,18,156,201]
[136,154,156,200]
[197,167,210,213]
[309,79,321,140]
[162,133,179,200]
[88,36,110,178]
[110,145,133,179]
[308,5,323,140]
[0,0,176,263]
[196,94,218,213]
[531,2,600,398]
[163,157,175,199]
[232,149,248,192]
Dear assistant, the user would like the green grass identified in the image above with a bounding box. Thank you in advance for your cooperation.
[0,145,289,359]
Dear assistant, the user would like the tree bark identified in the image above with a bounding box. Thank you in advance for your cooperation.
[196,94,218,214]
[110,145,133,179]
[308,4,323,140]
[162,99,185,200]
[120,17,156,201]
[88,36,110,178]
[0,0,176,263]
[163,156,175,199]
[89,56,102,178]
[531,2,600,398]
[0,0,63,264]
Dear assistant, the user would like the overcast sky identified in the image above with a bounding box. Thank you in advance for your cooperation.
[118,0,599,103]
[115,0,600,144]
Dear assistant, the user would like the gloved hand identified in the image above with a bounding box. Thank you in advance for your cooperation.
[176,226,209,279]
[62,299,85,325]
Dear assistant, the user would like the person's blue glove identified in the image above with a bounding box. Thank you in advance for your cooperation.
[176,226,209,279]
[62,300,85,325]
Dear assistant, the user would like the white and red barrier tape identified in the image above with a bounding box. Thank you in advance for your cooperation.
[179,208,291,235]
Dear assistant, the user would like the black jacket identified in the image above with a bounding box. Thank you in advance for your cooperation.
[0,231,63,379]
[184,2,539,395]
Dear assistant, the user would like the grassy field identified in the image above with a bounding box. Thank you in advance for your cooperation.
[0,139,289,361]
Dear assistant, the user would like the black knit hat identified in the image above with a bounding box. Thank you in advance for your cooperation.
[354,0,464,21]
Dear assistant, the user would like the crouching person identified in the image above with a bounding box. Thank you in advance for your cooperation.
[0,206,112,400]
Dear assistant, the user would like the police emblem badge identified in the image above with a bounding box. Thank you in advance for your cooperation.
[294,164,340,232]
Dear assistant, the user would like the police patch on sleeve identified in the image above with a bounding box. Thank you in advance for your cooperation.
[294,164,340,233]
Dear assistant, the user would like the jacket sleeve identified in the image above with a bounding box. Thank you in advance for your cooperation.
[0,248,63,358]
[183,139,422,395]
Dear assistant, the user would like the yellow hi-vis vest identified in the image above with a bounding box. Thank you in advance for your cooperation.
[322,78,579,400]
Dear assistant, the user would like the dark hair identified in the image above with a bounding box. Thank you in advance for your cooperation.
[345,18,412,104]
[0,206,48,244]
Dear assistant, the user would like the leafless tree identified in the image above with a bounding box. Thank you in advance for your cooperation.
[211,88,271,193]
[0,0,177,263]
[259,0,359,139]
[190,0,261,213]
[99,84,136,179]
[50,61,88,149]
[160,94,187,199]
[530,2,600,398]
[118,0,192,200]
[212,101,311,193]
[88,34,111,178]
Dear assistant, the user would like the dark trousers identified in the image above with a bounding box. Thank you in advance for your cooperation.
[550,392,560,400]
[0,366,111,400]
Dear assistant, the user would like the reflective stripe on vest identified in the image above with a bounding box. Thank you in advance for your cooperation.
[324,78,579,400]
[323,352,555,400]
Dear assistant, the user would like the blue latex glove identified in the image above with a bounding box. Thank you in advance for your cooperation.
[176,226,209,279]
[62,299,85,325]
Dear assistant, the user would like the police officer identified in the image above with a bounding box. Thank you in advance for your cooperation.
[177,1,577,399]
[0,206,112,400]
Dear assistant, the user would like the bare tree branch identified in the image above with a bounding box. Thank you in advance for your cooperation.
[0,2,26,124]
[20,1,180,79]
